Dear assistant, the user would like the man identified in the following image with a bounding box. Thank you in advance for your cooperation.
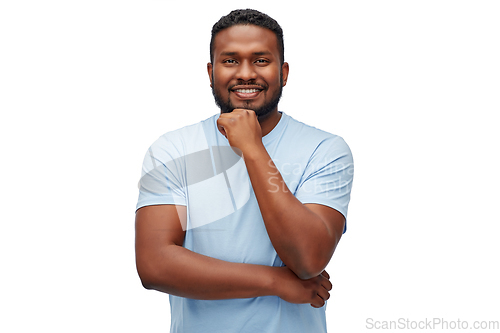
[135,9,354,332]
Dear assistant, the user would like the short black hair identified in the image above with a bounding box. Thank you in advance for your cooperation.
[210,9,284,65]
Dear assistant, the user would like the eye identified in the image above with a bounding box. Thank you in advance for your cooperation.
[223,59,237,64]
[255,59,269,64]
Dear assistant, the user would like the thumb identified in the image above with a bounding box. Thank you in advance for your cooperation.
[217,124,227,138]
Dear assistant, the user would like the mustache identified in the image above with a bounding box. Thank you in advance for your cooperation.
[228,81,267,90]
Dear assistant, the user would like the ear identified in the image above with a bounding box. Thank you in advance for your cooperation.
[281,62,289,87]
[207,62,213,87]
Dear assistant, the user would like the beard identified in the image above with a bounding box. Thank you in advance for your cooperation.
[211,73,283,121]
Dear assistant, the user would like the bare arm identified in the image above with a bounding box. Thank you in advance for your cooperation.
[135,204,332,307]
[243,149,345,280]
[217,110,345,279]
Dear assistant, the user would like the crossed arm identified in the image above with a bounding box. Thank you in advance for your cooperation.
[135,205,332,307]
[135,109,345,306]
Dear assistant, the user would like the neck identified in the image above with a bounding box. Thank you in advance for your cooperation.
[259,109,281,137]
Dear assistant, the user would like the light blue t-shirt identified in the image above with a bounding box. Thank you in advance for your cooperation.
[137,112,354,333]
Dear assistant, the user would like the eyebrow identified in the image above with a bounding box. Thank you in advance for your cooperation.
[253,51,272,56]
[219,51,272,56]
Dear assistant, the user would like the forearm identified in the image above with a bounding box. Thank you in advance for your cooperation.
[243,146,340,279]
[216,110,342,279]
[137,243,278,300]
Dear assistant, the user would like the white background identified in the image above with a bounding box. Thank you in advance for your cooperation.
[1,0,499,331]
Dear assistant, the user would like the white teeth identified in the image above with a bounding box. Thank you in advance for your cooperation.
[236,89,259,93]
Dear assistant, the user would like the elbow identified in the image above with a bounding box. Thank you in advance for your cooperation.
[136,258,164,291]
[139,274,154,290]
[141,281,153,290]
[293,255,331,280]
[295,265,326,280]
[137,267,176,294]
[296,235,341,279]
[136,258,178,294]
[137,268,156,290]
[135,245,180,293]
[296,271,315,280]
[138,270,171,292]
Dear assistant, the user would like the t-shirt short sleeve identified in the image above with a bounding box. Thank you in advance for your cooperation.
[136,136,187,211]
[295,136,354,223]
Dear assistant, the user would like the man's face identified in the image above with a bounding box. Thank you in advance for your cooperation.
[208,24,289,120]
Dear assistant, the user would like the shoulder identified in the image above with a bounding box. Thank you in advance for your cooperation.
[157,114,216,143]
[142,114,218,166]
[149,115,217,152]
[282,113,352,156]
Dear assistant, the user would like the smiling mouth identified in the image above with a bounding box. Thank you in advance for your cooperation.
[234,88,261,93]
[230,86,264,100]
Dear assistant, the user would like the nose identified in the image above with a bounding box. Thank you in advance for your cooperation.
[236,60,257,81]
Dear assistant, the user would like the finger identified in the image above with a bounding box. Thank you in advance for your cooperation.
[216,118,230,136]
[217,115,238,129]
[217,116,231,125]
[233,109,259,120]
[218,113,233,119]
[232,108,253,114]
[309,295,325,308]
[317,288,330,302]
[321,277,332,291]
[217,125,227,138]
[321,270,330,279]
